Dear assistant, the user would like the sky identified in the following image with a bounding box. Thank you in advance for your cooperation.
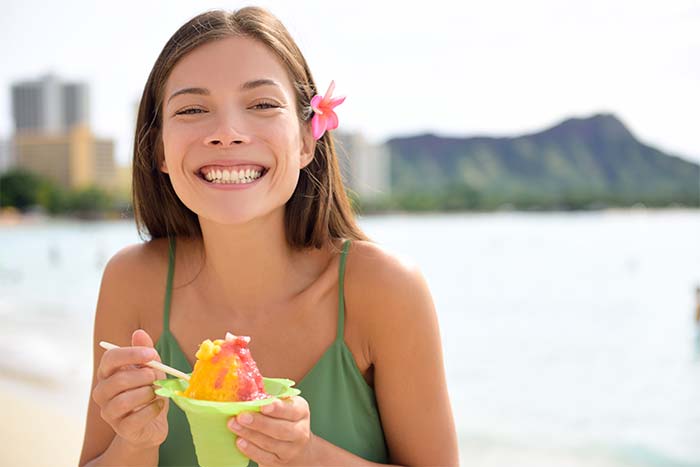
[1,0,699,166]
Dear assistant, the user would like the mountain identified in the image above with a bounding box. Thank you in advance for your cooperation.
[385,113,699,207]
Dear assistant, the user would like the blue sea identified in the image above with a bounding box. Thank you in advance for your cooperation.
[1,209,699,466]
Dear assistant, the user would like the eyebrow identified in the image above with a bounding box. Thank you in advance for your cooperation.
[166,79,282,104]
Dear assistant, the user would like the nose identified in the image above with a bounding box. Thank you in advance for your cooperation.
[204,115,251,147]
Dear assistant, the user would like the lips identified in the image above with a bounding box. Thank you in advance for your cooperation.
[194,160,270,180]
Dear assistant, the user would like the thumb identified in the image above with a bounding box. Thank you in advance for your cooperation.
[132,329,166,380]
[132,328,155,348]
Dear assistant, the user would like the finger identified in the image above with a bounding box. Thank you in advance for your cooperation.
[258,396,308,421]
[131,330,166,380]
[98,346,159,380]
[117,397,168,435]
[131,329,155,348]
[236,436,284,466]
[229,412,297,442]
[93,367,159,405]
[102,385,160,422]
[233,425,295,452]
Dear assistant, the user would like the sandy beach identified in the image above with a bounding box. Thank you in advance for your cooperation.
[0,378,639,467]
[0,387,86,466]
[0,382,642,467]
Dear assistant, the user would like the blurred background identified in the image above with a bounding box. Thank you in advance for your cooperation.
[1,1,699,466]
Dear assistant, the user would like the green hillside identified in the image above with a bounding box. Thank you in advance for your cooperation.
[383,113,698,210]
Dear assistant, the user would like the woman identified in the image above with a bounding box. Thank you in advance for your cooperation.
[79,6,458,466]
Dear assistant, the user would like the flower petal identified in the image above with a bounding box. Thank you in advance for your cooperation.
[311,114,328,140]
[328,95,346,108]
[325,110,339,131]
[321,80,336,106]
[310,94,323,111]
[326,80,335,98]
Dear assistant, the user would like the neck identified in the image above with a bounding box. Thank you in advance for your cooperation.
[193,208,324,318]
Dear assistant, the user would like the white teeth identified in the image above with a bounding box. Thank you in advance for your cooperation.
[202,168,265,184]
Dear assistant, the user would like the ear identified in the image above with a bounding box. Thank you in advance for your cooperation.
[159,158,169,174]
[299,122,316,169]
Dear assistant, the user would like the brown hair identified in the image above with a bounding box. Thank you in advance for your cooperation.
[132,6,370,250]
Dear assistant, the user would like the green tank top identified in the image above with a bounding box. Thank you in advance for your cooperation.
[155,237,389,466]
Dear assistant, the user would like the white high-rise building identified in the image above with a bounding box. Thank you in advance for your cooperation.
[11,73,89,134]
[334,131,391,201]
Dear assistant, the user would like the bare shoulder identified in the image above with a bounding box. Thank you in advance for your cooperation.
[78,238,171,466]
[344,240,437,360]
[346,240,422,288]
[96,238,170,343]
[345,240,459,465]
[102,238,169,295]
[345,239,431,330]
[104,237,169,278]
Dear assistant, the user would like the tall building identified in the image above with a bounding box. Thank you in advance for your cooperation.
[334,131,391,200]
[11,73,89,134]
[14,125,115,190]
[9,74,116,190]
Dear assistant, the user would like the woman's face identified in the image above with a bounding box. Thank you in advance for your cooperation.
[160,36,314,226]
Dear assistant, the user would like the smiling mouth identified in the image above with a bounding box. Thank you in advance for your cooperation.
[196,166,270,184]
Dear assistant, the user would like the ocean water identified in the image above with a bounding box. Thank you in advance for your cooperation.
[1,209,699,466]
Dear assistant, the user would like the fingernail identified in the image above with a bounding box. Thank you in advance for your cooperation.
[143,349,156,360]
[229,420,241,431]
[238,438,247,449]
[239,413,253,425]
[261,404,273,414]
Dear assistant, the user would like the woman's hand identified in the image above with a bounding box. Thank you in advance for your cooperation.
[91,329,169,449]
[227,396,315,466]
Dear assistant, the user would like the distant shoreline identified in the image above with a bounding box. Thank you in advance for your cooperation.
[1,205,698,226]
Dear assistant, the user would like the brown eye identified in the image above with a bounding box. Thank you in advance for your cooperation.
[176,108,206,115]
[252,101,280,110]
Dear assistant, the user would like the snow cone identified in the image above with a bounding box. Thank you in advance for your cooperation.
[155,332,301,467]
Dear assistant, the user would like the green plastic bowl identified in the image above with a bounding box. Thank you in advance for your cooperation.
[155,375,301,467]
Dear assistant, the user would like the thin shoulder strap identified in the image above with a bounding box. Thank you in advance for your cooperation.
[163,236,176,333]
[336,239,352,342]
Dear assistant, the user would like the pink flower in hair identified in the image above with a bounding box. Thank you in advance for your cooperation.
[310,80,346,140]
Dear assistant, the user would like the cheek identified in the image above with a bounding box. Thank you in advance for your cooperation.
[161,124,192,161]
[163,125,187,148]
[161,130,177,169]
[276,123,304,167]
